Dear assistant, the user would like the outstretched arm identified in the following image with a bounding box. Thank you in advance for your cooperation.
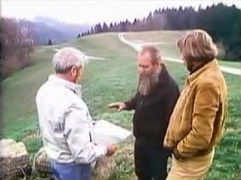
[124,92,139,110]
[64,104,107,164]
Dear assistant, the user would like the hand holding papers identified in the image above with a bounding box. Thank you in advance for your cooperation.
[91,120,132,146]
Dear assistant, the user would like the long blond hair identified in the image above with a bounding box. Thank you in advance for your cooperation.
[177,29,218,62]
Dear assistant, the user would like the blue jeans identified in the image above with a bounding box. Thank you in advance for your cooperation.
[50,161,91,180]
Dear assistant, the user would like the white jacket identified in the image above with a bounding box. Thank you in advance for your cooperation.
[35,75,107,164]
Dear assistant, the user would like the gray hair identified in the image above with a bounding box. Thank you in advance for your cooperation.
[139,46,163,64]
[52,47,88,73]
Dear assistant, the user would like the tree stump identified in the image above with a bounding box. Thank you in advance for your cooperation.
[0,139,31,180]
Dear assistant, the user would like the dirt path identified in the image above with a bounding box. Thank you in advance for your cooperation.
[118,33,241,76]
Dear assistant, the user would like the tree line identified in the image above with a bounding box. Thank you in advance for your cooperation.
[80,3,241,61]
[0,18,35,79]
[0,18,80,80]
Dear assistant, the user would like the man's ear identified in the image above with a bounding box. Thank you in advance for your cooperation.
[152,61,159,67]
[70,66,77,76]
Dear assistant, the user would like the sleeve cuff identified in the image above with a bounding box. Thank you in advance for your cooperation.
[95,144,107,157]
[123,102,130,110]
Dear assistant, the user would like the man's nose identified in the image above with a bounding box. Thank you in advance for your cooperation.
[139,70,145,75]
[139,67,145,74]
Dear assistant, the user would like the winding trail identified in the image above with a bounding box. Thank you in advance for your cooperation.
[118,33,241,76]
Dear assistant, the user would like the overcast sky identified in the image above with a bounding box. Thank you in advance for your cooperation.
[2,0,241,24]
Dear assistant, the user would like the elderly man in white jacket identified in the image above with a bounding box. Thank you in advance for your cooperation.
[35,47,116,180]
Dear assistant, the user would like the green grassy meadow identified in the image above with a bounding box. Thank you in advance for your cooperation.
[2,31,241,180]
[124,31,241,68]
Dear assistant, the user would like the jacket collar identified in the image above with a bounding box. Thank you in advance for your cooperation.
[186,59,219,85]
[48,74,82,95]
[158,64,170,86]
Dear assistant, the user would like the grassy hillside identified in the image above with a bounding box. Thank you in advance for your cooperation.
[124,30,241,68]
[2,31,241,180]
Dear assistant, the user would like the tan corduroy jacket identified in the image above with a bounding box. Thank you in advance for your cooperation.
[164,59,228,158]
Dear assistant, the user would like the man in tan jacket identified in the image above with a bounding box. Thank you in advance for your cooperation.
[164,30,228,180]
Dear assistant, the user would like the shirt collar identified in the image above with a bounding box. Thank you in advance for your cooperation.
[48,74,82,95]
[186,59,219,85]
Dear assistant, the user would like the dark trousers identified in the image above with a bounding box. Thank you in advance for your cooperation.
[134,139,170,180]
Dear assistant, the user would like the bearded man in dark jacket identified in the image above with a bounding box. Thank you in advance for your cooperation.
[108,46,180,180]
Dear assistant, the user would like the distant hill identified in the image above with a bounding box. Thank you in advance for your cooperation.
[20,16,92,45]
[0,16,92,78]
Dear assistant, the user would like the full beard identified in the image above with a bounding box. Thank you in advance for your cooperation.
[138,72,159,96]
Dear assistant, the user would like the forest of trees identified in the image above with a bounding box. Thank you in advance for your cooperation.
[81,3,241,61]
[0,18,34,79]
[0,17,90,80]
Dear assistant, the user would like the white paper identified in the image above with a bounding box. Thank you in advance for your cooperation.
[91,120,132,146]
